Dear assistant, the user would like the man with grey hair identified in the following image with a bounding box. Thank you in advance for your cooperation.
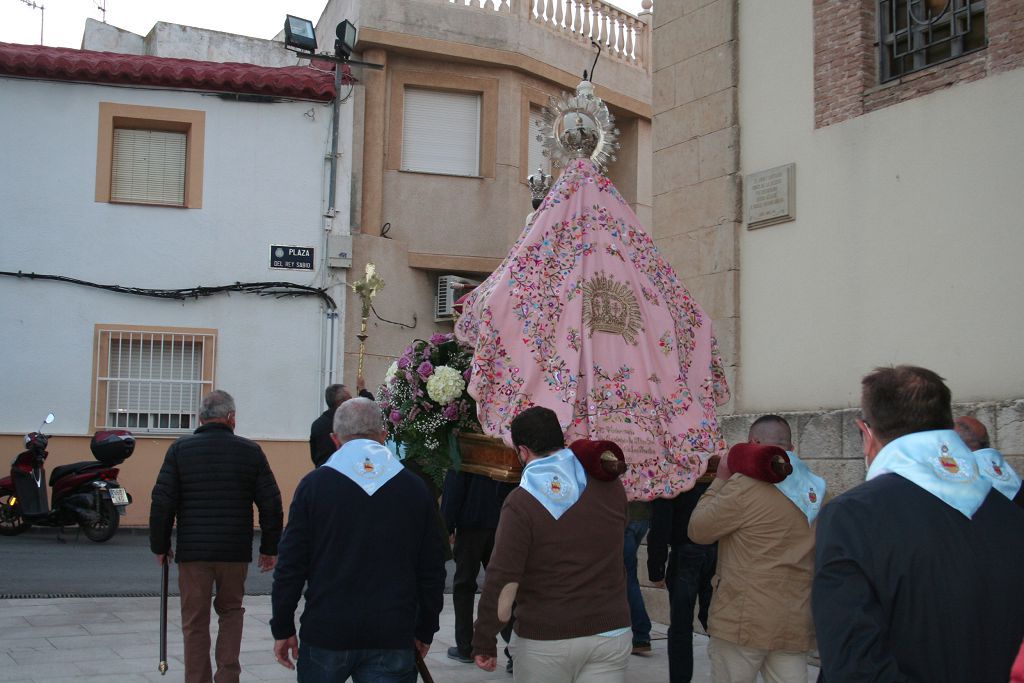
[271,397,445,682]
[150,390,283,683]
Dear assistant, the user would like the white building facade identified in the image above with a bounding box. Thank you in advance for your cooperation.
[0,43,351,523]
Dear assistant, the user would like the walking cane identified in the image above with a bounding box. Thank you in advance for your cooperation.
[158,555,169,675]
[415,650,435,683]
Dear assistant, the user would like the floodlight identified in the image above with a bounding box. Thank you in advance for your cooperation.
[335,20,358,60]
[284,15,317,53]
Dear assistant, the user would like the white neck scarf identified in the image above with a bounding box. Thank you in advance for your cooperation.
[973,447,1022,501]
[519,448,588,520]
[867,430,992,518]
[773,451,826,524]
[324,439,404,496]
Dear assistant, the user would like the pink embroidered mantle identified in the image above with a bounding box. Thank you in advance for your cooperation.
[456,159,730,500]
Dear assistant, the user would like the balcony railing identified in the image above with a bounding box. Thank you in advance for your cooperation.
[442,0,652,70]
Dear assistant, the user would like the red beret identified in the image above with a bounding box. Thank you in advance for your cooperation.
[727,442,793,484]
[569,439,627,481]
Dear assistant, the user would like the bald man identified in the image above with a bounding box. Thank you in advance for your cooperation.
[688,415,827,683]
[955,416,1023,507]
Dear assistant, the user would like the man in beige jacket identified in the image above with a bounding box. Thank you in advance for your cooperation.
[688,415,826,683]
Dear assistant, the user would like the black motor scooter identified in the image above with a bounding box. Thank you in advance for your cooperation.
[0,414,135,542]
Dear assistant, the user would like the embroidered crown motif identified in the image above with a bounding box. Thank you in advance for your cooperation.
[582,273,644,345]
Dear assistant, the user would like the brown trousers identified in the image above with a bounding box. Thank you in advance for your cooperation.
[178,561,249,683]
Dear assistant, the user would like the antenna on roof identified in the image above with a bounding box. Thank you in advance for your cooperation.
[17,0,45,44]
[95,0,107,23]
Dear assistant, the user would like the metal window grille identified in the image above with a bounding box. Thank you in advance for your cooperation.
[111,128,187,206]
[95,329,215,432]
[878,0,987,82]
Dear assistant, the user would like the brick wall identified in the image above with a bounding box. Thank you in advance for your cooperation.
[814,0,1024,128]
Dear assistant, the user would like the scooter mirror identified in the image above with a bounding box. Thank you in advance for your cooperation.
[44,414,55,425]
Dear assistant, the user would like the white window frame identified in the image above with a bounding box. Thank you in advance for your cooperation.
[111,128,188,206]
[401,87,482,177]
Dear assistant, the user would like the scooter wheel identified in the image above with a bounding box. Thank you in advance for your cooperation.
[80,498,119,543]
[0,493,31,536]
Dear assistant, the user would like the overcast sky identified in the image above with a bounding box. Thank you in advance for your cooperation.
[1,0,646,50]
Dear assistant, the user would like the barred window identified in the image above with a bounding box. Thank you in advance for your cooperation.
[93,325,216,432]
[879,0,987,82]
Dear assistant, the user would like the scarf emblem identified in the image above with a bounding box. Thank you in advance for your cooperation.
[930,443,975,482]
[808,486,818,504]
[357,457,380,478]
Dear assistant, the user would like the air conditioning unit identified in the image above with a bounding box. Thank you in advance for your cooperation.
[435,275,480,321]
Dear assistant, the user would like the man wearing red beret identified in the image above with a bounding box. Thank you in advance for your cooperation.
[472,406,631,681]
[688,415,825,683]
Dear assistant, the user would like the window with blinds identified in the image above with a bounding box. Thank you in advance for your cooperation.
[111,129,187,206]
[527,104,551,179]
[94,327,216,432]
[401,88,481,176]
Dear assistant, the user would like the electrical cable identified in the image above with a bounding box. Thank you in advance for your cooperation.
[0,270,336,309]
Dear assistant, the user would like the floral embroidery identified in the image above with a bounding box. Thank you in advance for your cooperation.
[456,159,730,501]
[658,332,674,356]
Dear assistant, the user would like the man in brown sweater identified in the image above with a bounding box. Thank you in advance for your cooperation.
[472,406,631,681]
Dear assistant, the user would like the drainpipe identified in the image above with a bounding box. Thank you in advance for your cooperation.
[319,63,345,394]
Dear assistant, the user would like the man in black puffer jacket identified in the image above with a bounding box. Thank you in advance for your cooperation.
[150,389,283,683]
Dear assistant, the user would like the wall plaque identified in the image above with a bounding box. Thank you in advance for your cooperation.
[745,163,796,229]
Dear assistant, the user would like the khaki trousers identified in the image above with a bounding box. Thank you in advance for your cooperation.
[708,636,808,683]
[178,561,249,683]
[513,631,632,683]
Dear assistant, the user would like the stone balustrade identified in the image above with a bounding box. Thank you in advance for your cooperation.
[439,0,652,70]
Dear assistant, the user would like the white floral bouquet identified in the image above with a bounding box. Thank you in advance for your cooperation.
[378,333,481,486]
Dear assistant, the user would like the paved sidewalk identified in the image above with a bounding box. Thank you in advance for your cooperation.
[0,595,818,682]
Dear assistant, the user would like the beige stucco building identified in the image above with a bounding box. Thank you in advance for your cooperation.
[318,0,654,391]
[651,0,1024,493]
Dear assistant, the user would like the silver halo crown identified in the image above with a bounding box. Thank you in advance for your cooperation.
[536,79,620,171]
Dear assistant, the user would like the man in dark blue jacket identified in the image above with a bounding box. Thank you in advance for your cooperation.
[271,397,445,682]
[441,468,516,665]
[813,365,1024,682]
[150,390,283,683]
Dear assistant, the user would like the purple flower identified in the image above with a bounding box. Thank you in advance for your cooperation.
[417,361,434,379]
[397,356,411,369]
[429,333,450,345]
[463,367,472,381]
[389,410,402,424]
[443,404,459,421]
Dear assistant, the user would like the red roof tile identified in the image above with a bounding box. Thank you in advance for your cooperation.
[0,42,350,102]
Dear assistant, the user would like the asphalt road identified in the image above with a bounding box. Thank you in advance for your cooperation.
[0,529,460,598]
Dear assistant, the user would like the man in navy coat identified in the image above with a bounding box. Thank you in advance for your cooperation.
[812,365,1024,682]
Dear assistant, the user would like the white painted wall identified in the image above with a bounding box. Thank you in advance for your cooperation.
[737,2,1024,412]
[0,77,352,439]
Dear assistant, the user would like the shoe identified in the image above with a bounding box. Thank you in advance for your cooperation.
[631,641,652,656]
[505,645,514,674]
[446,646,473,664]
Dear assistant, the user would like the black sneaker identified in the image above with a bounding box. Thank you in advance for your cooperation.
[446,646,473,664]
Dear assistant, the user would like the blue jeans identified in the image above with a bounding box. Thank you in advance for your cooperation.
[666,543,717,683]
[623,519,652,645]
[297,643,416,683]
